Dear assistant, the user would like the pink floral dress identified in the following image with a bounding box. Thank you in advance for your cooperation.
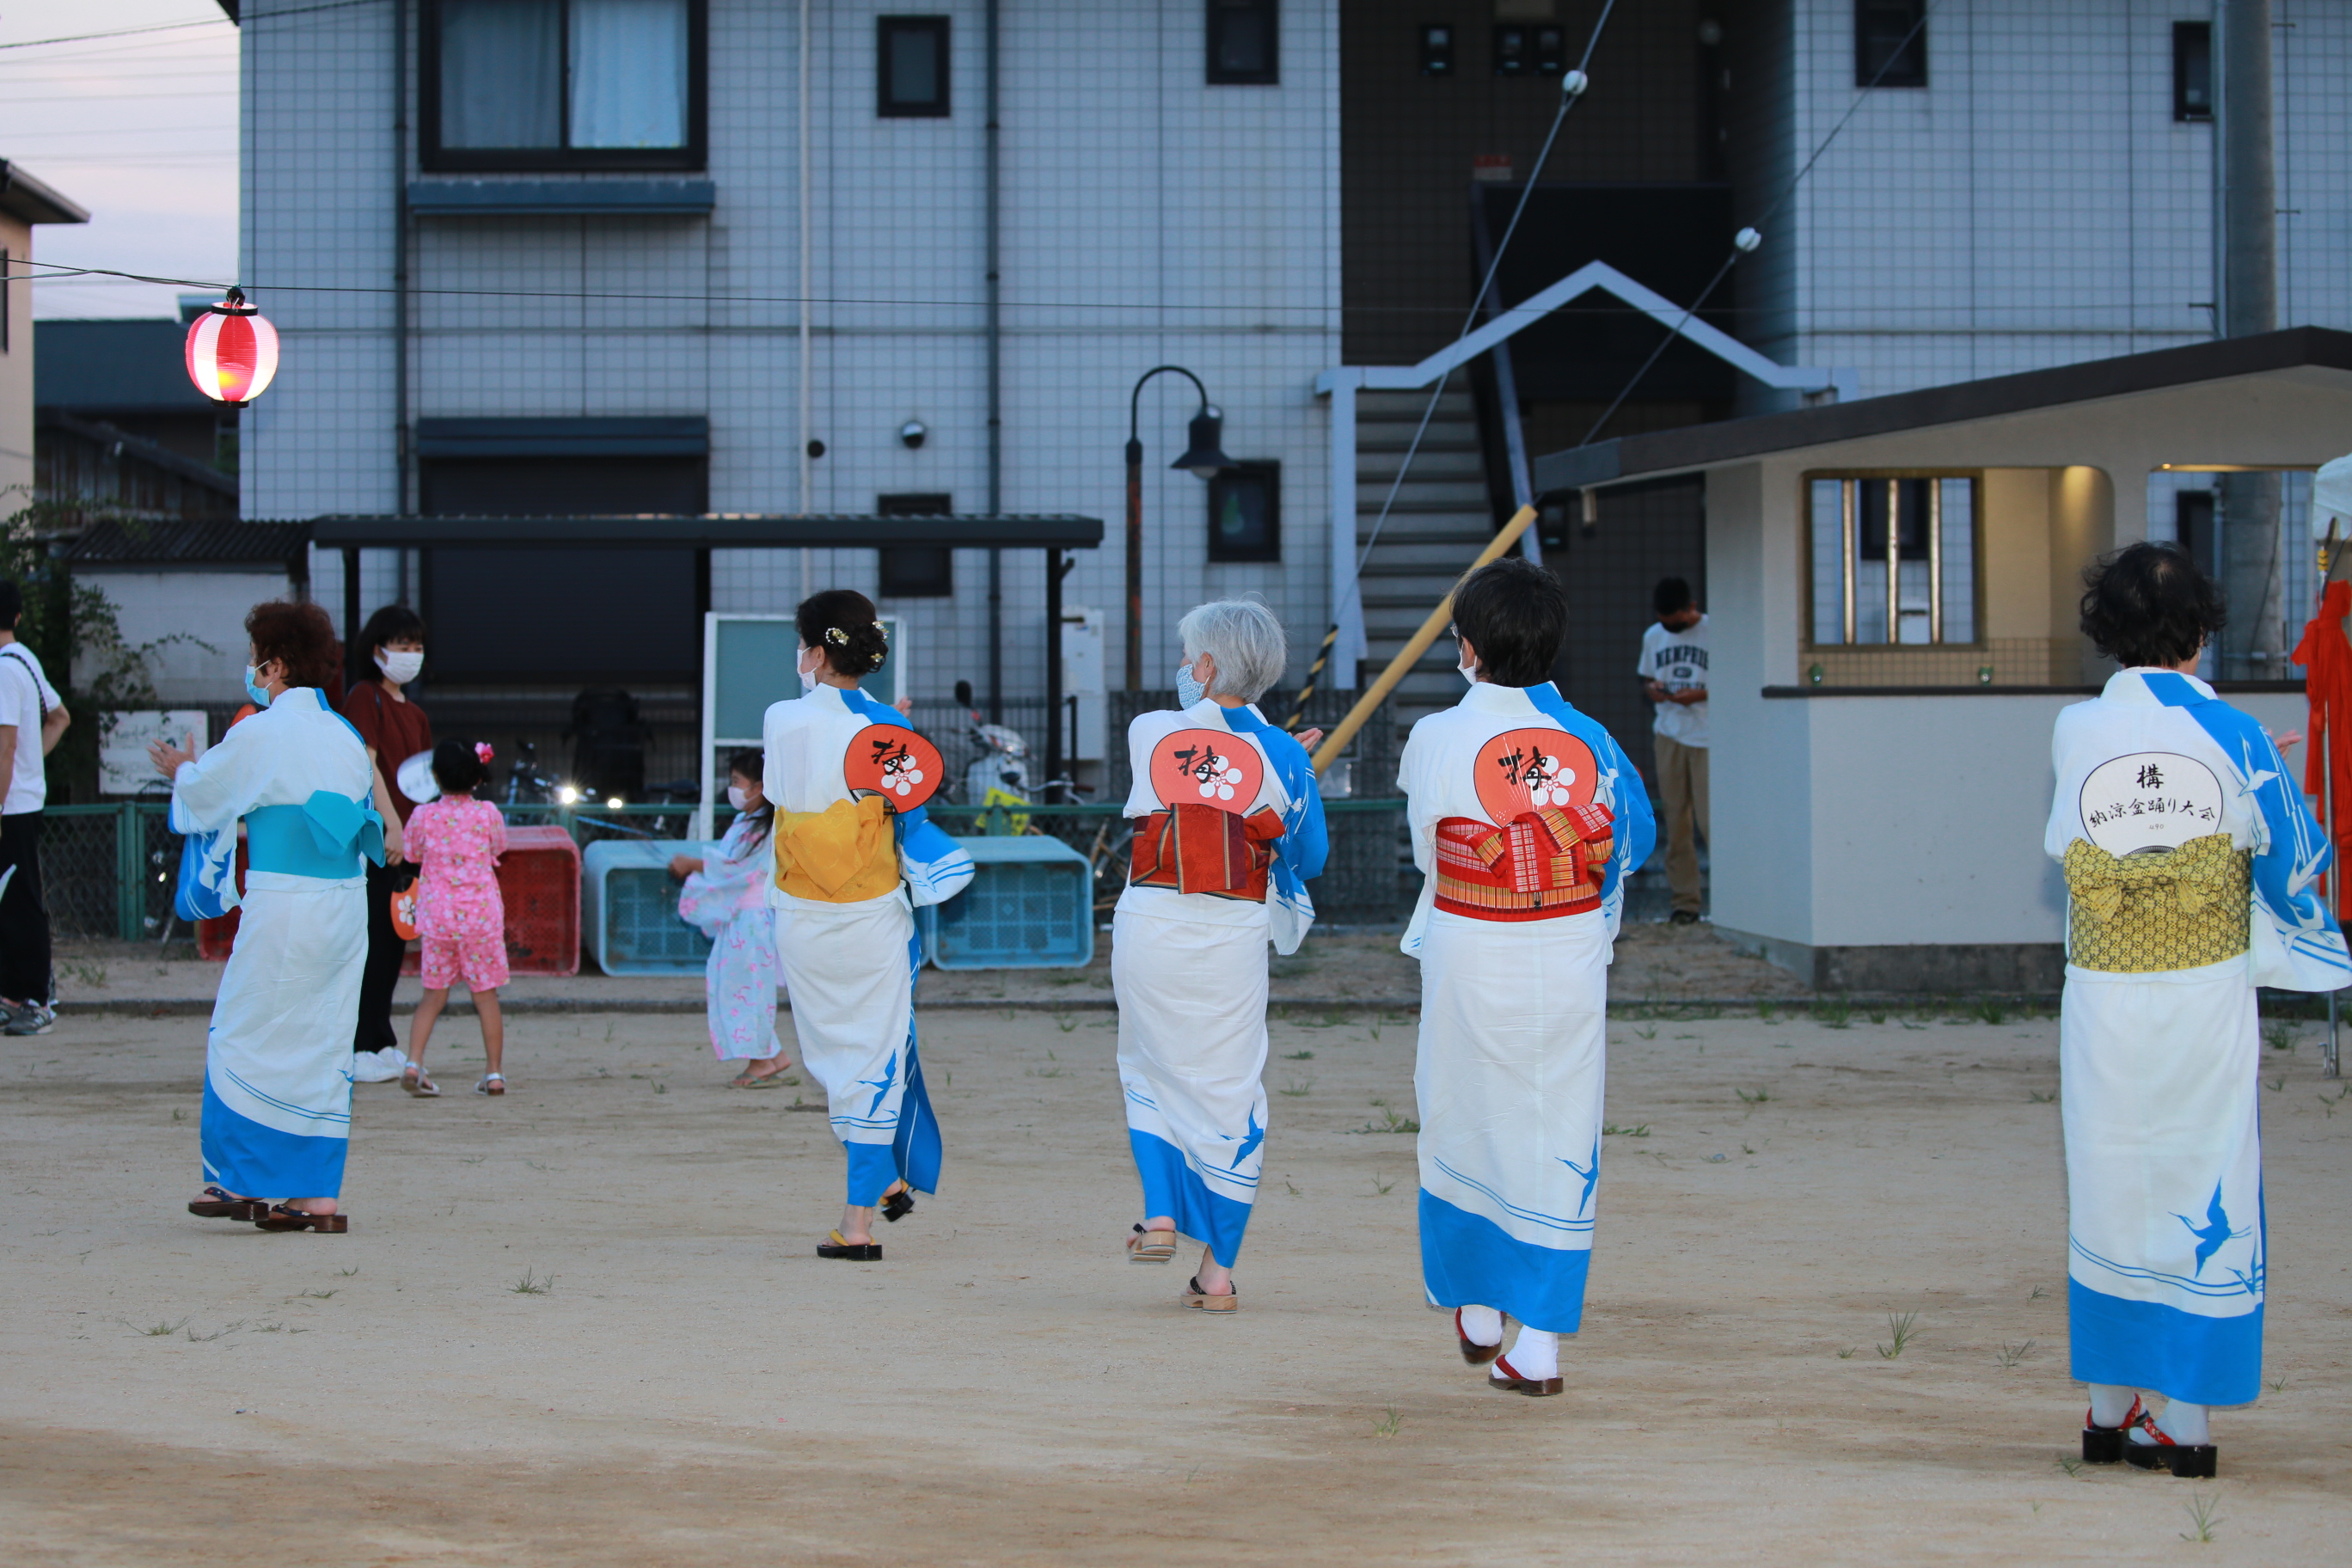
[403,795,508,990]
[677,814,784,1060]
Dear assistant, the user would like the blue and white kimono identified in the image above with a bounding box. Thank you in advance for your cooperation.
[763,685,974,1205]
[1398,682,1654,1335]
[1112,700,1326,1268]
[2046,669,2348,1406]
[172,689,383,1200]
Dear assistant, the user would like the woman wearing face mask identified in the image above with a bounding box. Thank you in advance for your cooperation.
[1112,600,1328,1311]
[340,606,432,1074]
[150,601,402,1232]
[671,748,794,1087]
[763,591,973,1260]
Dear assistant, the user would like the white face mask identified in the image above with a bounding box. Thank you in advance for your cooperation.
[1176,661,1206,709]
[376,647,424,684]
[726,784,749,812]
[797,646,821,694]
[1459,649,1479,685]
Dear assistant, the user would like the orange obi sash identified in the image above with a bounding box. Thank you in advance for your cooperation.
[1129,803,1284,901]
[773,795,901,904]
[1433,802,1614,921]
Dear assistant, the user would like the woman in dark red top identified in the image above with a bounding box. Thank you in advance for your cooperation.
[341,605,432,1063]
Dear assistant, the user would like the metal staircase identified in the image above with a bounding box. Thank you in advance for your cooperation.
[1352,378,1494,742]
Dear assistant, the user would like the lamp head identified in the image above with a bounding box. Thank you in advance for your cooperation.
[1173,406,1237,480]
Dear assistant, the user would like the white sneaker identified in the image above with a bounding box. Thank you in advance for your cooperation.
[351,1047,406,1083]
[3,1001,56,1037]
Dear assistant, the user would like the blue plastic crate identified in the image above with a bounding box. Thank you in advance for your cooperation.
[917,836,1094,970]
[582,839,716,976]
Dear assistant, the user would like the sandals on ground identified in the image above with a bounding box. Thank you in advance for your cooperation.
[1181,1276,1237,1313]
[817,1229,881,1262]
[401,1064,439,1098]
[1127,1223,1177,1265]
[1455,1308,1505,1366]
[187,1185,269,1222]
[2123,1411,2218,1478]
[731,1060,793,1088]
[475,1073,506,1096]
[1485,1353,1562,1397]
[880,1182,916,1223]
[254,1204,348,1234]
[2082,1397,2145,1464]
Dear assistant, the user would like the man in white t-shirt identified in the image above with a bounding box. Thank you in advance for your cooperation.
[0,579,70,1035]
[1635,577,1707,924]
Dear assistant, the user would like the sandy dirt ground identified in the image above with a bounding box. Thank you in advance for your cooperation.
[3,999,2348,1565]
[51,922,1811,1012]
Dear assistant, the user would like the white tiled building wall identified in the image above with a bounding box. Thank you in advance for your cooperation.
[247,0,1341,705]
[1738,0,2352,408]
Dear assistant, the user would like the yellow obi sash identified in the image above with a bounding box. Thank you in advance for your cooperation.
[773,795,900,903]
[2063,833,2251,973]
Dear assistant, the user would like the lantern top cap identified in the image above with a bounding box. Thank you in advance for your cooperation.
[209,286,258,316]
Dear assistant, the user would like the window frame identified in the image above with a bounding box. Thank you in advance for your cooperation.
[1205,462,1283,564]
[1205,0,1279,87]
[2172,21,2214,123]
[876,493,956,597]
[420,0,709,174]
[877,15,952,119]
[1853,0,1927,89]
[1801,470,1983,650]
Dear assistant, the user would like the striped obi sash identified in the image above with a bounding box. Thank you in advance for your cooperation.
[1130,803,1284,901]
[1434,802,1614,922]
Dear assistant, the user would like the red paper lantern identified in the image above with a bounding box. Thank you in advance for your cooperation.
[184,287,279,406]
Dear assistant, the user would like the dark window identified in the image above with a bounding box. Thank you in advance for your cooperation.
[2176,490,2215,575]
[1492,24,1528,77]
[419,452,708,680]
[1207,463,1280,563]
[1419,24,1453,77]
[878,17,950,118]
[1207,0,1277,86]
[877,493,954,597]
[422,0,706,172]
[1854,0,1926,89]
[2173,22,2213,122]
[1533,27,1565,75]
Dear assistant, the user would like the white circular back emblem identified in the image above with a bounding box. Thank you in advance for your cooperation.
[2079,752,2224,856]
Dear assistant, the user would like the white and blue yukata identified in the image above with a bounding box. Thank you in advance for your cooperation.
[677,812,785,1062]
[2046,668,2347,1407]
[763,685,973,1205]
[1112,700,1326,1268]
[1399,681,1654,1335]
[172,689,383,1201]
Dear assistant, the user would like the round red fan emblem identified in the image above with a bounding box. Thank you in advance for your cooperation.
[843,726,944,812]
[1472,726,1598,824]
[1146,727,1265,815]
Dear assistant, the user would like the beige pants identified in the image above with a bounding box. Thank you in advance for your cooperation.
[1654,734,1710,915]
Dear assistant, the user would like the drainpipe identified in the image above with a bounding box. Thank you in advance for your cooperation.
[798,0,813,594]
[392,0,410,609]
[2217,0,2282,674]
[984,0,1004,721]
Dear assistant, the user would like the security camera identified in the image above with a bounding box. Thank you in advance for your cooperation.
[900,420,928,450]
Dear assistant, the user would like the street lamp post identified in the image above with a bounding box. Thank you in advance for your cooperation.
[1124,365,1239,690]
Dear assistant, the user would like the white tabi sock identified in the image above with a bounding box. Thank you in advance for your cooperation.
[2153,1400,2211,1446]
[1498,1326,1559,1381]
[2087,1383,2139,1429]
[1457,1304,1503,1347]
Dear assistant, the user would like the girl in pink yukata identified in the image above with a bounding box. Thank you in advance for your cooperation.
[673,749,794,1087]
[401,738,510,1097]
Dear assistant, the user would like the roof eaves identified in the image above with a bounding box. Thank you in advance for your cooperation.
[0,160,91,226]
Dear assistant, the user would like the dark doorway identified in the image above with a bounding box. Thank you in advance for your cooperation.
[419,454,707,680]
[1544,475,1706,795]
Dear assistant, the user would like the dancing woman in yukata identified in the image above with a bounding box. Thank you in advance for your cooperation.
[1112,600,1327,1311]
[1397,559,1652,1394]
[2048,542,2347,1478]
[154,601,399,1234]
[762,591,973,1261]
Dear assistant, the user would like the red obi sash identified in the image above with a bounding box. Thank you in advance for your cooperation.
[1433,801,1614,921]
[1130,803,1284,901]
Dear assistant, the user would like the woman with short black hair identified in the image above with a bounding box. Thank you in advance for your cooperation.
[2047,541,2347,1477]
[1398,557,1655,1393]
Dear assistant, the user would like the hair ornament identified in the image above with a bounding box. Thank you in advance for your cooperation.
[475,742,495,765]
[825,626,849,646]
[873,621,888,636]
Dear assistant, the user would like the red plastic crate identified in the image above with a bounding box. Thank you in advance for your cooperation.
[401,824,582,978]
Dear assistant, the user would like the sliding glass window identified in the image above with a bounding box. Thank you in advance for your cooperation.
[1808,475,1978,646]
[425,0,707,170]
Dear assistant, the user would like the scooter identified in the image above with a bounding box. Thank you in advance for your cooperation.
[952,679,1032,806]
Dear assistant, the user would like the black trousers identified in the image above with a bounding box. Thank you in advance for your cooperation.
[0,811,51,1005]
[353,858,415,1052]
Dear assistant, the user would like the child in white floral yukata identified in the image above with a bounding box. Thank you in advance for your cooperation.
[673,749,794,1087]
[401,738,510,1097]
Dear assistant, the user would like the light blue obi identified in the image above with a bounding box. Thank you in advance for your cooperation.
[175,791,384,919]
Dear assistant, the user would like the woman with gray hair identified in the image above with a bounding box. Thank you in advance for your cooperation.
[1112,599,1327,1311]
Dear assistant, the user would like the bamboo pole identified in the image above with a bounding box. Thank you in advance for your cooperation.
[1311,505,1539,774]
